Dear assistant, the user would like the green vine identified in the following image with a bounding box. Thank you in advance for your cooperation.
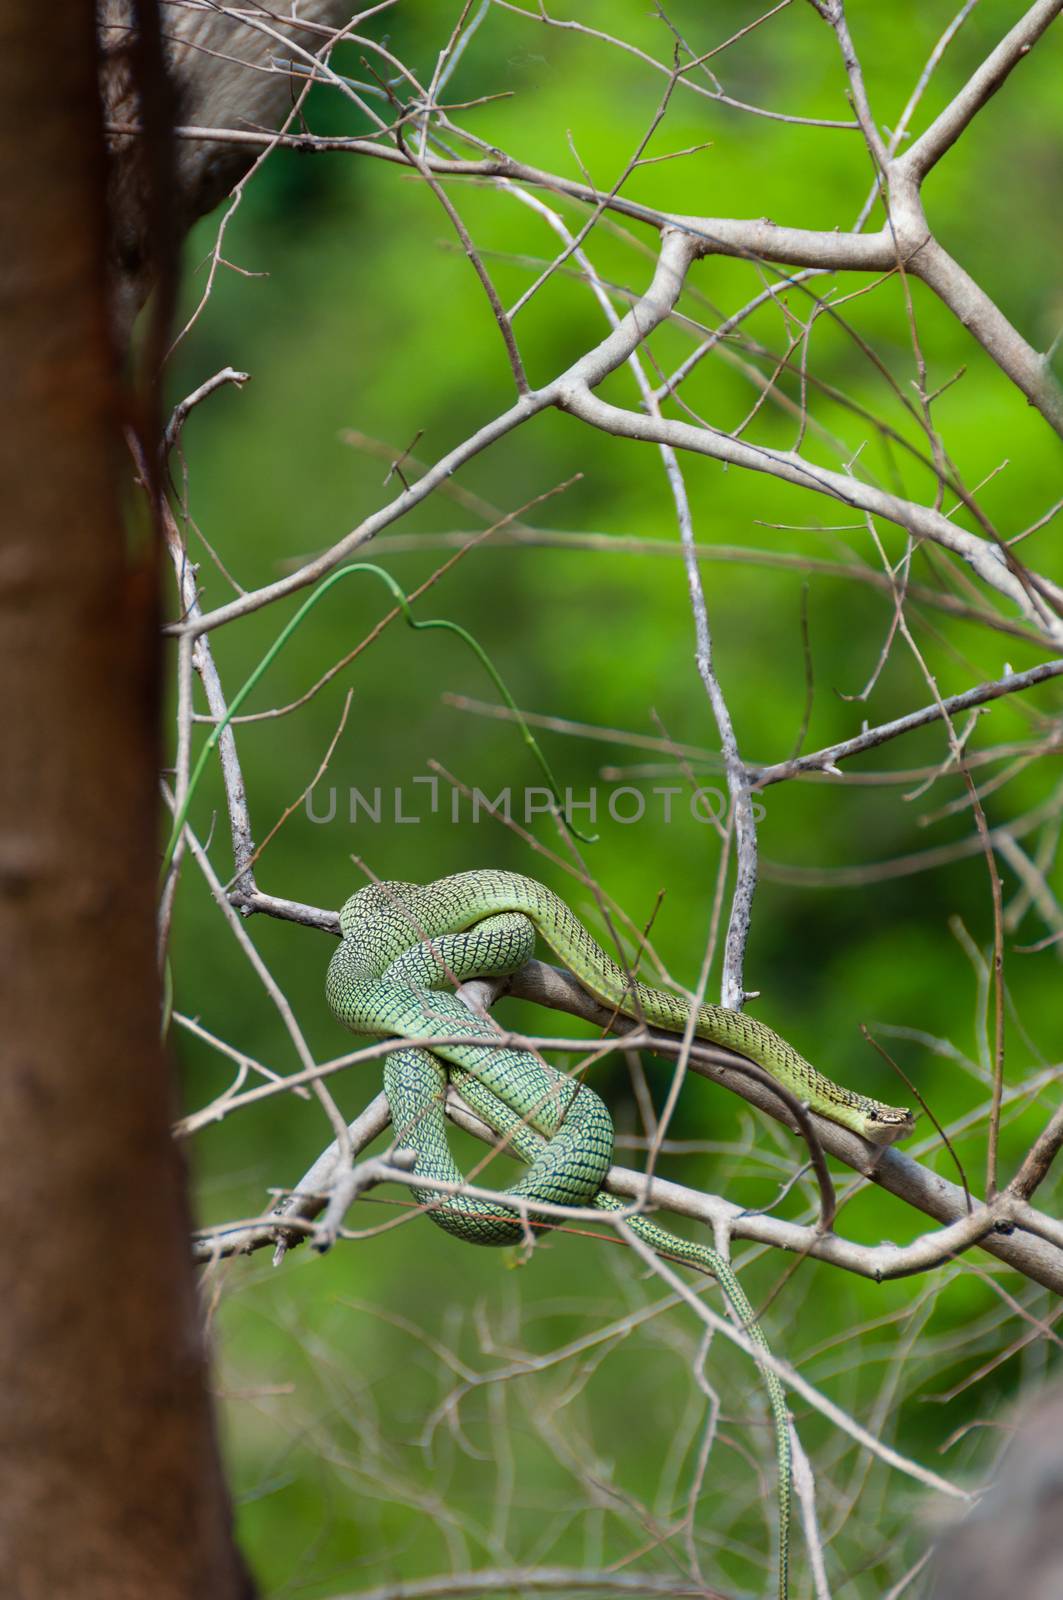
[161,562,595,878]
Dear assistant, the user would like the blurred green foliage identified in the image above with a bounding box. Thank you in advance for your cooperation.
[169,3,1062,1595]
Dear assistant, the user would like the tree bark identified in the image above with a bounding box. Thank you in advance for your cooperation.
[0,5,250,1596]
[928,1390,1063,1600]
[100,0,356,338]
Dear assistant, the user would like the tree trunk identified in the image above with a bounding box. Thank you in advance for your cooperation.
[100,0,356,338]
[0,6,250,1596]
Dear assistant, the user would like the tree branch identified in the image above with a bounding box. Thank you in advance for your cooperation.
[897,0,1063,180]
[750,659,1063,789]
[560,380,1063,640]
[189,922,1063,1294]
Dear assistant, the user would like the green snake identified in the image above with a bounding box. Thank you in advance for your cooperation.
[326,869,914,1600]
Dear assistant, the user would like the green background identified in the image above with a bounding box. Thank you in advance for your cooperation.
[167,4,1062,1595]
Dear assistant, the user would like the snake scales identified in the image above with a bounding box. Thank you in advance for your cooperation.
[326,869,914,1599]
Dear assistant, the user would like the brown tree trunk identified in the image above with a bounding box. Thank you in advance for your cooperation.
[0,6,250,1597]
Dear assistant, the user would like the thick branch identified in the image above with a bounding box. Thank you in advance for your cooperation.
[1007,1104,1063,1202]
[190,917,1063,1292]
[195,1084,1063,1294]
[559,383,1063,640]
[503,961,1063,1292]
[162,228,1061,643]
[114,83,1063,433]
[904,226,1063,436]
[897,0,1063,180]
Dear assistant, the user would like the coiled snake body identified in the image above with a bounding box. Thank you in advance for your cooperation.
[327,869,914,1599]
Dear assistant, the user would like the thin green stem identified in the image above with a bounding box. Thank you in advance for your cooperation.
[161,562,593,877]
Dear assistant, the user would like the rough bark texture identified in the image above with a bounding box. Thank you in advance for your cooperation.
[100,0,354,337]
[0,5,251,1596]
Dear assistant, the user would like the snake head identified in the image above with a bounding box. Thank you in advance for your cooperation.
[861,1103,916,1146]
